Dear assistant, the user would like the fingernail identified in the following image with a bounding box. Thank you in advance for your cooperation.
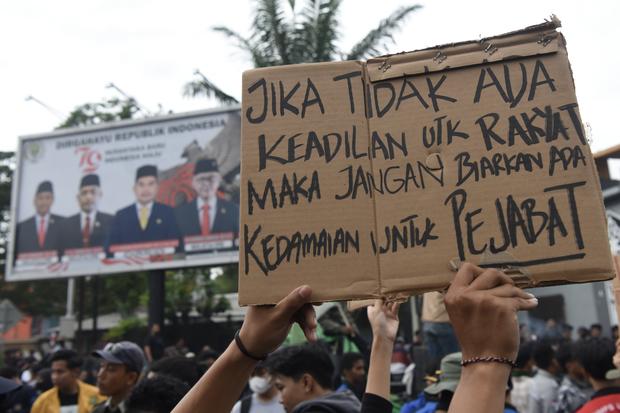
[526,297,538,304]
[525,292,536,299]
[298,285,312,299]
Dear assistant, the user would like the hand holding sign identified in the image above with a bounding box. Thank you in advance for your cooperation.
[445,263,538,361]
[238,285,317,357]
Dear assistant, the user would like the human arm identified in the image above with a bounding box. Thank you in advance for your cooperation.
[171,285,317,413]
[365,300,400,400]
[445,263,538,413]
[144,343,153,363]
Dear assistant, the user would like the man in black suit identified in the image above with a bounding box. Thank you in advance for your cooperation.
[62,174,113,250]
[175,158,239,240]
[107,165,181,253]
[15,181,64,253]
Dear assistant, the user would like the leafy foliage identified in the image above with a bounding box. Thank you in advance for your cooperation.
[57,97,142,129]
[185,0,421,101]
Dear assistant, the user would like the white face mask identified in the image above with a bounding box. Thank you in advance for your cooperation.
[249,376,273,395]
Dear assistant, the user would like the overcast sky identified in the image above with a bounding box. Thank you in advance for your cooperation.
[1,0,617,153]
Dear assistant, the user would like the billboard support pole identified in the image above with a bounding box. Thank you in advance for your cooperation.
[148,270,165,329]
[92,277,99,347]
[77,277,85,350]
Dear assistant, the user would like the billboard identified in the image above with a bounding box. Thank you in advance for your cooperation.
[6,107,241,281]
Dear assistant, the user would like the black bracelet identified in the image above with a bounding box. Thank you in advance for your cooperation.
[461,356,516,368]
[234,330,268,361]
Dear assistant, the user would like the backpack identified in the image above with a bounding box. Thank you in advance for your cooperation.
[240,394,253,413]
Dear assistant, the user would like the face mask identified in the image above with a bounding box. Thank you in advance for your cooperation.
[249,376,272,395]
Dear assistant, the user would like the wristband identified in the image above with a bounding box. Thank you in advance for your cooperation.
[461,356,516,368]
[234,330,268,361]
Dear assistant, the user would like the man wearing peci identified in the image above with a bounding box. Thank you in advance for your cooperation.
[175,158,239,240]
[62,174,113,250]
[107,165,181,252]
[15,181,64,253]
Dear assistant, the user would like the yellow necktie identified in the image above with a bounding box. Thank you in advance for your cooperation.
[139,206,149,230]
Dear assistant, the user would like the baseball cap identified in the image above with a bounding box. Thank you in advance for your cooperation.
[425,352,462,395]
[93,341,146,373]
[0,376,20,395]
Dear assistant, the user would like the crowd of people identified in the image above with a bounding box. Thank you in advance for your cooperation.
[1,264,620,413]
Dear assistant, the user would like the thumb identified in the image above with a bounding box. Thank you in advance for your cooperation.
[275,285,313,320]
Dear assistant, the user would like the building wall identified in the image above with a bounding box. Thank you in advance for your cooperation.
[525,282,613,336]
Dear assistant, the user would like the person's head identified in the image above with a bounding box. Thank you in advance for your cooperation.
[591,324,603,338]
[125,375,190,413]
[0,367,19,383]
[556,343,586,381]
[34,181,54,216]
[533,342,559,374]
[134,165,158,205]
[561,323,574,340]
[268,344,334,413]
[247,363,276,397]
[150,323,161,335]
[515,341,535,373]
[50,350,82,393]
[613,325,619,340]
[93,341,146,399]
[424,352,462,399]
[33,366,53,393]
[578,326,590,340]
[192,158,221,202]
[340,352,365,386]
[147,356,202,387]
[197,348,219,371]
[576,337,617,388]
[77,174,102,213]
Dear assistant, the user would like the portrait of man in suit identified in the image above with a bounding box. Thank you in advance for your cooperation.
[62,174,113,250]
[107,165,181,251]
[175,158,239,240]
[15,181,64,253]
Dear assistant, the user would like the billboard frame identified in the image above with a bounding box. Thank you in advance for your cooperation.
[6,105,241,282]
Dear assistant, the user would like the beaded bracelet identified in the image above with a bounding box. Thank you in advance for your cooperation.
[234,330,268,361]
[460,356,516,368]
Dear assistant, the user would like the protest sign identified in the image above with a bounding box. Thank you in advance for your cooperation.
[239,19,615,305]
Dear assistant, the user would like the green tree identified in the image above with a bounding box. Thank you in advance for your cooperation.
[58,97,142,129]
[184,0,421,102]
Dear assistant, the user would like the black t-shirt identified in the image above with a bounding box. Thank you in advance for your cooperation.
[58,390,79,413]
[147,334,165,360]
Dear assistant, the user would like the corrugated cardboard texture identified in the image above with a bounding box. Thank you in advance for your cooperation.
[239,20,614,305]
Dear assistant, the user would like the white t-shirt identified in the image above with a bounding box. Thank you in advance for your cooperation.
[231,393,285,413]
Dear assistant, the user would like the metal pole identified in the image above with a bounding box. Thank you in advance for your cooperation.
[66,278,75,318]
[92,277,99,347]
[148,270,165,329]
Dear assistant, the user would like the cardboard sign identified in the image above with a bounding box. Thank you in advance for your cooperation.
[239,19,615,305]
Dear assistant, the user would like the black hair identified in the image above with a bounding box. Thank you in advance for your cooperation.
[267,343,334,390]
[591,323,603,331]
[340,352,364,374]
[149,357,203,387]
[126,375,190,413]
[576,337,615,381]
[0,367,18,379]
[533,342,555,370]
[50,350,82,370]
[555,343,577,372]
[515,342,534,369]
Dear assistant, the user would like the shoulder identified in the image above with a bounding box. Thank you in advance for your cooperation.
[115,204,135,217]
[97,212,114,222]
[64,214,80,224]
[79,381,105,401]
[153,202,174,213]
[175,200,196,213]
[33,386,57,405]
[217,198,239,211]
[18,216,35,227]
